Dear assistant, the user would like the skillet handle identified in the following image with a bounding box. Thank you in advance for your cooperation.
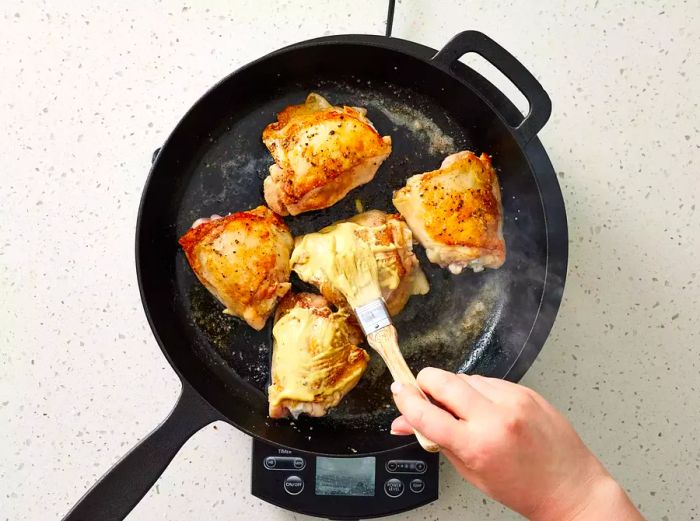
[61,383,221,521]
[432,31,551,144]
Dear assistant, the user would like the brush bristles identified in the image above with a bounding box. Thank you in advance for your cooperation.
[330,228,382,308]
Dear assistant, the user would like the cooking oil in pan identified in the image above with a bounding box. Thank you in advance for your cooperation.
[177,78,514,430]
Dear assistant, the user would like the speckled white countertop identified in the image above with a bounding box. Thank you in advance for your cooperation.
[1,1,698,520]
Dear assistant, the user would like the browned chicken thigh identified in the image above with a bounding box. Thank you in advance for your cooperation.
[268,292,370,418]
[178,205,293,330]
[393,151,505,273]
[262,93,392,216]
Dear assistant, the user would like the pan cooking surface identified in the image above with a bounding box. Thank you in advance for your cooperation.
[170,76,544,435]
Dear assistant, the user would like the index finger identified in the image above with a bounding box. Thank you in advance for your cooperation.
[391,381,465,450]
[417,368,493,419]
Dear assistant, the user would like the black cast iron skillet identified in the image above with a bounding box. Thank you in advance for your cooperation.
[63,30,567,521]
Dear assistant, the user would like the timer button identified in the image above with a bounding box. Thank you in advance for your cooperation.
[384,478,404,498]
[386,461,398,472]
[264,456,277,469]
[293,457,305,470]
[409,478,425,493]
[414,461,427,473]
[284,475,304,496]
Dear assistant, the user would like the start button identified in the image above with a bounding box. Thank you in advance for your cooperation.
[409,478,425,493]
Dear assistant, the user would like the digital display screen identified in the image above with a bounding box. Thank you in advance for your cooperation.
[315,456,376,496]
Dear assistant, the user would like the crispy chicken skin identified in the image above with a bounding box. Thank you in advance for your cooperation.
[290,210,429,316]
[268,292,370,419]
[262,93,392,216]
[178,206,293,330]
[393,151,505,274]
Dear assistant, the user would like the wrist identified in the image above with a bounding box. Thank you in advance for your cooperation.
[568,474,641,521]
[531,471,640,521]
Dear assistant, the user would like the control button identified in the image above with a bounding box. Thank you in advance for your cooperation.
[384,478,404,498]
[264,456,305,471]
[409,478,425,493]
[386,459,427,474]
[284,475,304,496]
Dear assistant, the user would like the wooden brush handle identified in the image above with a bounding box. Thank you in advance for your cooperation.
[366,326,440,453]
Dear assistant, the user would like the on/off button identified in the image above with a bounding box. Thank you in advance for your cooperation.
[284,475,304,495]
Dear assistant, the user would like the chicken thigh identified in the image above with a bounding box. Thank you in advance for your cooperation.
[178,205,293,330]
[268,292,370,418]
[393,150,505,274]
[262,93,392,216]
[290,210,429,316]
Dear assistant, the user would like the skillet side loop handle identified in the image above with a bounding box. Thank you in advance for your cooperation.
[61,383,221,521]
[151,147,161,164]
[432,30,552,144]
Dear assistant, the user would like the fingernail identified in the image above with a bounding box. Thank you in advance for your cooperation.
[391,381,403,394]
[390,429,400,435]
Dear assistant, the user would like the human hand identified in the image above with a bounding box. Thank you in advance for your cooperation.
[390,368,643,521]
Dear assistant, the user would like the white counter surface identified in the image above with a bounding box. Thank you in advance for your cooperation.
[1,1,698,520]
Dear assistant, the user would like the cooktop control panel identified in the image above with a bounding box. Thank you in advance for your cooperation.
[251,439,439,519]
